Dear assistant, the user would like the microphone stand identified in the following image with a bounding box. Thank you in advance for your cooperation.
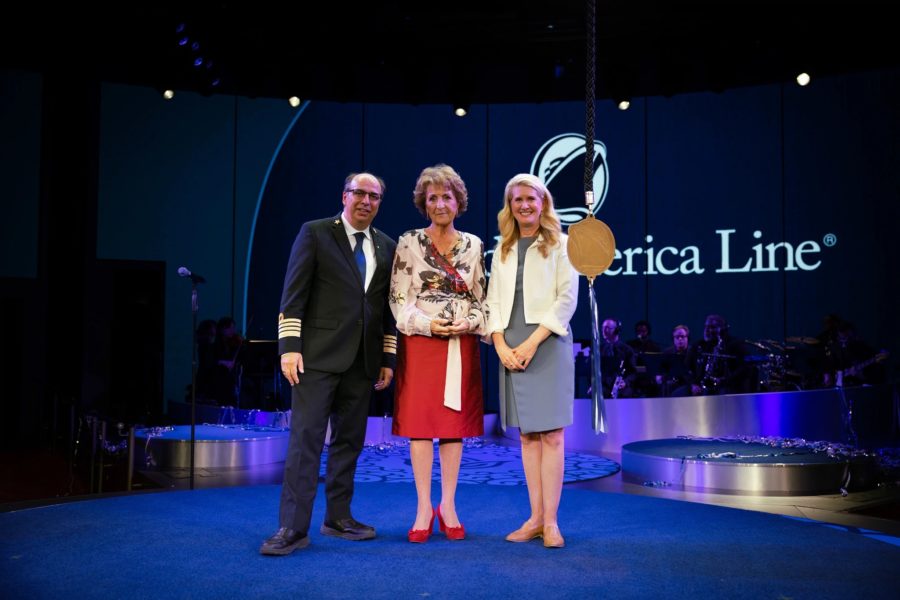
[189,280,199,490]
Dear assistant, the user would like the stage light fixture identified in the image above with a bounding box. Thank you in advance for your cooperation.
[288,96,301,107]
[453,103,469,117]
[617,99,631,110]
[796,72,811,86]
[162,89,175,100]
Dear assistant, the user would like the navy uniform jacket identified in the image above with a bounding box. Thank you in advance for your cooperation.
[277,215,397,378]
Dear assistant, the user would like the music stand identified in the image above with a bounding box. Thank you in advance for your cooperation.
[641,352,688,396]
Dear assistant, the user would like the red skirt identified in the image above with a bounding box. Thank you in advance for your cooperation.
[392,333,484,438]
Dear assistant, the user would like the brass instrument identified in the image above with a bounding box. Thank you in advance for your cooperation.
[610,359,626,399]
[700,333,728,394]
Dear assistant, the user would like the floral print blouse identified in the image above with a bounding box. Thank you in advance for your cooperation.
[389,229,488,337]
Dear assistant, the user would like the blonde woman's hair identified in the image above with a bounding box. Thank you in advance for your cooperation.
[412,164,468,217]
[497,173,561,261]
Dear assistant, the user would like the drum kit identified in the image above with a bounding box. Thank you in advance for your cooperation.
[741,336,825,391]
[696,336,825,392]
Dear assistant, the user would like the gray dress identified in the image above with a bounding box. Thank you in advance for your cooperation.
[501,237,574,433]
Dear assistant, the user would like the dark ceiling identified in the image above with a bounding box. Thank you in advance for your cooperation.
[3,2,899,105]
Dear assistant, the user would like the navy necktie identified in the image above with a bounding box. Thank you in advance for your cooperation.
[353,232,367,285]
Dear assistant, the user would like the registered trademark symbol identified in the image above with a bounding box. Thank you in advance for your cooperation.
[823,233,837,247]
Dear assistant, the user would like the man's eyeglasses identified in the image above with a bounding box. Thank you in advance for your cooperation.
[346,188,382,202]
[673,334,688,338]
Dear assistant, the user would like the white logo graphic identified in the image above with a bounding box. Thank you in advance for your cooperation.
[530,133,608,227]
[509,133,832,276]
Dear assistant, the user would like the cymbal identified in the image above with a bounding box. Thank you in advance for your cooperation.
[743,340,770,351]
[785,336,820,345]
[700,352,736,359]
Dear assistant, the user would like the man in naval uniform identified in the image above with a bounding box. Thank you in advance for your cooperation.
[260,172,398,556]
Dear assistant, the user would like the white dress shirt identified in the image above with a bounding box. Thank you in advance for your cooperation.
[341,213,375,291]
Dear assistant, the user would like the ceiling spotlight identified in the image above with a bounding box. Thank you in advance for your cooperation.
[796,72,811,86]
[288,96,301,107]
[162,89,175,100]
[617,99,631,110]
[453,103,469,117]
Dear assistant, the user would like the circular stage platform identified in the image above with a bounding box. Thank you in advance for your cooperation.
[135,425,290,469]
[621,438,875,495]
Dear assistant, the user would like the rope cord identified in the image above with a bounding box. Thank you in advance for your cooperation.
[584,0,596,193]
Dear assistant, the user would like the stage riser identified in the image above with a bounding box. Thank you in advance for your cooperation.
[621,451,849,495]
[135,426,290,469]
[136,415,500,470]
[501,386,895,454]
[618,438,882,495]
[138,438,290,470]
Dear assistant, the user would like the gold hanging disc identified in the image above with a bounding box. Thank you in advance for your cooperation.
[567,214,616,278]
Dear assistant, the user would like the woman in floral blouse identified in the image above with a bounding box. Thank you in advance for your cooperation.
[389,164,487,543]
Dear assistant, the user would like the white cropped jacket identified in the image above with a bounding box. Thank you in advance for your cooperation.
[485,233,579,339]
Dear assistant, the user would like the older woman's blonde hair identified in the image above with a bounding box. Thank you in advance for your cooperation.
[412,164,468,217]
[497,173,561,261]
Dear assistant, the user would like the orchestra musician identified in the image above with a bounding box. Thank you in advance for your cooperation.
[626,320,661,353]
[626,320,661,396]
[823,321,887,387]
[655,324,690,396]
[599,318,637,398]
[681,314,749,395]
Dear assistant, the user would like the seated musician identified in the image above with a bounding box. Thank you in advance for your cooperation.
[626,320,661,353]
[680,314,749,396]
[823,321,887,387]
[600,318,637,398]
[655,324,690,396]
[626,320,662,396]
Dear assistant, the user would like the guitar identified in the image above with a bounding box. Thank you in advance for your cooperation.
[835,351,889,387]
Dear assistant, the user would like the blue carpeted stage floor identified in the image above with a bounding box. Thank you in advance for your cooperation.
[2,482,898,599]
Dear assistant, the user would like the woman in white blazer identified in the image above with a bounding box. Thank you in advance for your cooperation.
[485,173,578,548]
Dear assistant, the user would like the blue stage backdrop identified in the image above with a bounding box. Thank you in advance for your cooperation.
[90,69,899,411]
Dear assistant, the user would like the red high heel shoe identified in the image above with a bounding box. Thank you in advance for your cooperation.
[436,504,466,540]
[407,508,435,543]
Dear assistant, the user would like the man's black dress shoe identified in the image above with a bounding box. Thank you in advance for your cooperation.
[259,527,310,555]
[320,517,376,541]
